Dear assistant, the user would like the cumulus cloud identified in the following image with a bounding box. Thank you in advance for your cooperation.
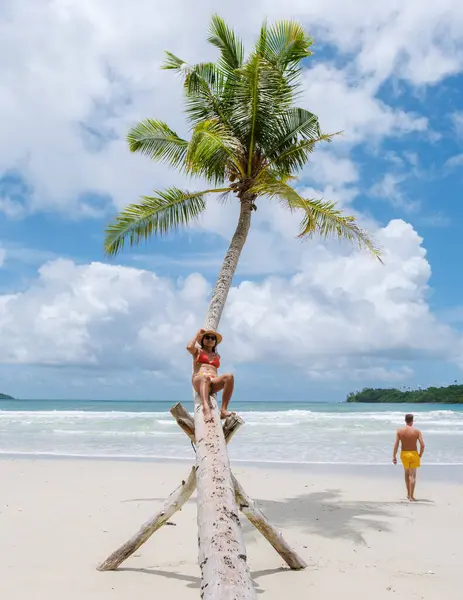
[303,151,359,189]
[0,0,455,217]
[1,0,462,396]
[225,221,461,373]
[0,260,208,371]
[301,65,427,146]
[0,220,461,385]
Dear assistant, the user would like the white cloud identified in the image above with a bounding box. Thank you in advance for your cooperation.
[307,365,414,383]
[301,64,428,145]
[0,219,461,384]
[1,0,454,219]
[445,154,463,170]
[0,247,5,267]
[452,111,463,138]
[446,154,463,169]
[417,213,452,228]
[0,259,209,370]
[195,182,378,279]
[370,173,420,212]
[225,220,462,375]
[303,150,359,188]
[331,1,463,85]
[0,196,26,218]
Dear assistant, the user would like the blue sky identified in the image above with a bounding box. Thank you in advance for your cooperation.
[1,1,463,401]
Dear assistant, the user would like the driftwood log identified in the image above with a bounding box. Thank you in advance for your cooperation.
[170,402,243,444]
[97,467,197,571]
[232,475,306,570]
[97,411,243,572]
[98,402,306,583]
[171,403,307,571]
[193,392,256,600]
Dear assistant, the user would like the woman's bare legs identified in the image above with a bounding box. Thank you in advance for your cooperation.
[211,373,235,419]
[193,374,212,420]
[193,372,235,421]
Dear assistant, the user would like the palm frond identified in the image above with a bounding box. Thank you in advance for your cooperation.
[230,21,309,159]
[231,54,294,173]
[186,119,245,183]
[208,15,244,72]
[266,108,321,157]
[104,187,229,256]
[217,189,233,205]
[180,65,232,128]
[184,62,225,93]
[162,53,229,126]
[264,21,314,71]
[162,51,187,72]
[127,120,188,168]
[162,53,223,89]
[245,52,261,175]
[253,20,310,104]
[251,181,382,258]
[261,132,339,175]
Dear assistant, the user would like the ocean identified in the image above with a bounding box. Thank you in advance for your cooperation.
[1,399,462,466]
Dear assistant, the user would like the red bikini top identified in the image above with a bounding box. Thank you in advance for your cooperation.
[196,349,220,368]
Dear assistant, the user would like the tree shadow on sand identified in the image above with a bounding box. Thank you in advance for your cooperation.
[124,488,428,547]
[241,488,421,546]
[118,566,286,595]
[118,489,432,595]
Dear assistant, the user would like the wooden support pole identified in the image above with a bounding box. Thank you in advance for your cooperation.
[97,467,197,571]
[97,410,244,572]
[171,404,307,571]
[170,402,243,444]
[232,475,307,570]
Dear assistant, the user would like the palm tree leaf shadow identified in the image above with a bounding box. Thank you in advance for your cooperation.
[241,488,406,546]
[124,488,413,547]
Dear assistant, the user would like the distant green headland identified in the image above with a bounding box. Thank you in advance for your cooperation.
[0,393,14,400]
[346,385,463,404]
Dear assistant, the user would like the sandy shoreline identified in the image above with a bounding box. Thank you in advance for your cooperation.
[3,452,463,482]
[1,458,461,599]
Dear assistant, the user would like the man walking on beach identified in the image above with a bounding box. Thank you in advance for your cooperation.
[393,414,425,501]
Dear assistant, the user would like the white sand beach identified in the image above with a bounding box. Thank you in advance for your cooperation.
[1,458,461,600]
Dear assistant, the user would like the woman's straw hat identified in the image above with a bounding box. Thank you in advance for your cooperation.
[201,329,223,344]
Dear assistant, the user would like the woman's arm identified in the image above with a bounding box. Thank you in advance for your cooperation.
[186,329,205,355]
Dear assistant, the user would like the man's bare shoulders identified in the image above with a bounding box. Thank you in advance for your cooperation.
[397,426,420,438]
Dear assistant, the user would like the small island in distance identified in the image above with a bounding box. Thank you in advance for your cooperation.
[0,392,14,400]
[346,384,463,404]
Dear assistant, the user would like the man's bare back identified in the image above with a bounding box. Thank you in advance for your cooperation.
[393,414,425,501]
[397,425,421,451]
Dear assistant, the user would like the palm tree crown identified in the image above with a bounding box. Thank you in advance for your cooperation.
[104,16,380,259]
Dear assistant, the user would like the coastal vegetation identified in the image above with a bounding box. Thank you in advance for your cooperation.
[346,384,463,404]
[0,393,14,399]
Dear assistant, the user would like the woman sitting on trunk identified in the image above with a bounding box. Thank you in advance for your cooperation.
[186,328,235,421]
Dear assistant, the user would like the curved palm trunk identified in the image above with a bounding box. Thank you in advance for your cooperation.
[194,195,255,600]
[204,195,253,329]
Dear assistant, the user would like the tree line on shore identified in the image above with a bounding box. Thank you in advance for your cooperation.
[346,384,463,403]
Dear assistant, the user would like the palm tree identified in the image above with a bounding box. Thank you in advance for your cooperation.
[103,16,380,599]
[105,16,379,330]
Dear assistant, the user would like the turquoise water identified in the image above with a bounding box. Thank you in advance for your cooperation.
[1,400,462,465]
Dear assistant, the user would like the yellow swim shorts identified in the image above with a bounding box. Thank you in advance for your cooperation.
[401,451,421,469]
